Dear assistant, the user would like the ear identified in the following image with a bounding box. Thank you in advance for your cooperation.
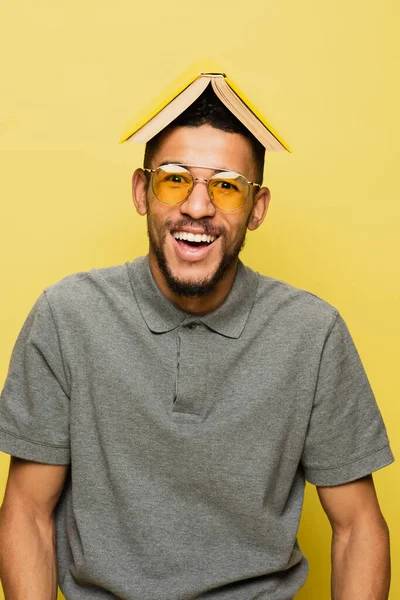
[247,186,271,231]
[132,168,148,216]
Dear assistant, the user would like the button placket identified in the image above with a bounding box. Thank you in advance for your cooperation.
[172,323,208,417]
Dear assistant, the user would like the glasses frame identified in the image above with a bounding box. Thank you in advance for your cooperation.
[143,163,261,212]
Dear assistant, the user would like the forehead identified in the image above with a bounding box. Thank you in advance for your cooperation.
[149,124,256,178]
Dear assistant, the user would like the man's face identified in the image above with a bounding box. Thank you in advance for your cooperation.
[133,124,270,298]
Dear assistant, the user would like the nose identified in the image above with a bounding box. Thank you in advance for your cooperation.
[179,178,216,220]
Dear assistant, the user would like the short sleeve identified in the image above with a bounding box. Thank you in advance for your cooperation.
[0,291,71,464]
[301,313,394,486]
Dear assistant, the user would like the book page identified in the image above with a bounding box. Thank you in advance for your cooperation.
[211,78,286,152]
[129,77,211,143]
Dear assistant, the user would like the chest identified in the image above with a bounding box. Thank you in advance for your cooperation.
[66,314,318,442]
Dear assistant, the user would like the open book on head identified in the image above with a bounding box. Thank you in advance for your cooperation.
[119,61,291,153]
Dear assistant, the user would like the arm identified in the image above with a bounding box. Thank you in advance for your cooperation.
[317,474,390,600]
[0,456,68,600]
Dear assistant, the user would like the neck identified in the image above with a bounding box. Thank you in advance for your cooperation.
[148,254,239,316]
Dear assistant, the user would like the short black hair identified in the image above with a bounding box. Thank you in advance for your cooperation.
[143,85,266,184]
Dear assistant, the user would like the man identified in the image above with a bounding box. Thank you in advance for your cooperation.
[0,87,394,600]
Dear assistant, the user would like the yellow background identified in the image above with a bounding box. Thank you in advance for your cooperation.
[0,1,399,598]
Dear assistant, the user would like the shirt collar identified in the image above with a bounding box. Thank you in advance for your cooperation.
[125,256,259,339]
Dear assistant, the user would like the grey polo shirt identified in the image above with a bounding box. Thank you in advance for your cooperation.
[0,257,394,600]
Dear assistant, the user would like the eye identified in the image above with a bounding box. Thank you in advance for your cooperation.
[157,165,192,185]
[162,173,192,185]
[212,180,239,192]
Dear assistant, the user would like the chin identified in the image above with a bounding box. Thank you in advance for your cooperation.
[156,249,235,298]
[164,265,222,298]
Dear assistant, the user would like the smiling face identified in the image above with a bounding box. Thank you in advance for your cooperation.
[132,124,271,313]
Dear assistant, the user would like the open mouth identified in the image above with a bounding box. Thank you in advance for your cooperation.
[172,231,219,249]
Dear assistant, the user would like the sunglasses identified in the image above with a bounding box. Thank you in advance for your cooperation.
[144,164,261,212]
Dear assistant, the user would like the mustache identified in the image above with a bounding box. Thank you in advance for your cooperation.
[164,218,225,238]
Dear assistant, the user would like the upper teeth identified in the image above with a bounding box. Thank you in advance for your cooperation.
[173,231,216,243]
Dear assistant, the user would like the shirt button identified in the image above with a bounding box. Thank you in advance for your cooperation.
[187,323,197,330]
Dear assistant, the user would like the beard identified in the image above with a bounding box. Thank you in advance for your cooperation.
[147,215,248,298]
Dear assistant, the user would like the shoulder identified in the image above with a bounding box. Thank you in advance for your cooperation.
[245,264,339,336]
[41,259,143,316]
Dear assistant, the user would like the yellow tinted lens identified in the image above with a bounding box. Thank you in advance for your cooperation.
[208,172,249,210]
[152,165,192,205]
